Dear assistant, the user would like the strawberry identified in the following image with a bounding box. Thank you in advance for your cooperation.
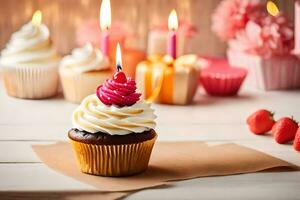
[272,117,298,144]
[293,127,300,151]
[246,109,275,135]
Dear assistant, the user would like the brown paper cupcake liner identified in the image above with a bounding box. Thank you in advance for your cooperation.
[59,70,112,103]
[69,134,157,177]
[1,64,59,99]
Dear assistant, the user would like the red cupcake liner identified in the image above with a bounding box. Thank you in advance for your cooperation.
[198,57,247,96]
[201,73,247,96]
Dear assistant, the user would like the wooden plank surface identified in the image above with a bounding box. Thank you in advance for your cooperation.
[0,81,300,199]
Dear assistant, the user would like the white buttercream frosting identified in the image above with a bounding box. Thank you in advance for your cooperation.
[60,43,109,74]
[72,94,156,135]
[0,22,60,67]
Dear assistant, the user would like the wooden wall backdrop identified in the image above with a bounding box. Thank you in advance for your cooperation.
[0,0,295,56]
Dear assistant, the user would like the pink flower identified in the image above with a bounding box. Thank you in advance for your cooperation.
[212,0,264,41]
[229,14,294,58]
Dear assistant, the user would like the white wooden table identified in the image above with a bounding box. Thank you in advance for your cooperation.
[0,81,300,200]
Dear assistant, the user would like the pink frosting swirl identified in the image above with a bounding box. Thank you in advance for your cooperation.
[96,72,141,107]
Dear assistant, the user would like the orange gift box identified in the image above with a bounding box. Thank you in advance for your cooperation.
[136,55,201,105]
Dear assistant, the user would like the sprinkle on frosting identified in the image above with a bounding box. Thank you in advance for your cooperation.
[96,71,141,107]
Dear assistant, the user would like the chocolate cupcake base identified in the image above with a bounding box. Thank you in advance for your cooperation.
[68,129,157,177]
[68,128,156,145]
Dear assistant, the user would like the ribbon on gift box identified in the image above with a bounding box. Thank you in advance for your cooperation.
[136,55,200,105]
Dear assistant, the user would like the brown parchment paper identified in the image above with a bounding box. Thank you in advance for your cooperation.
[32,141,296,193]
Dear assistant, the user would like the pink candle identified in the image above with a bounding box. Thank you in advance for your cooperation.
[101,31,110,56]
[100,0,111,57]
[167,31,176,58]
[167,9,178,59]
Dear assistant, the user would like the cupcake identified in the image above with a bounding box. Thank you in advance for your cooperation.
[212,0,300,90]
[200,57,247,96]
[0,11,61,99]
[227,15,300,90]
[59,43,112,103]
[68,69,157,176]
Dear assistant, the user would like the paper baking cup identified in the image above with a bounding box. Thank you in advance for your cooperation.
[59,70,112,103]
[1,64,59,99]
[227,49,300,90]
[201,72,246,96]
[69,135,157,177]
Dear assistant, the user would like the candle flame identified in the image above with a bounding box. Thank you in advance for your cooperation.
[32,10,42,26]
[100,0,111,30]
[267,1,279,16]
[168,9,178,31]
[116,43,122,71]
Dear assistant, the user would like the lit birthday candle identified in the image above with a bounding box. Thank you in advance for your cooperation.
[32,10,42,27]
[167,9,178,59]
[116,43,122,72]
[100,0,111,57]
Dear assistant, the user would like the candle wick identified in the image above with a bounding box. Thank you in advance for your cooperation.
[117,64,122,72]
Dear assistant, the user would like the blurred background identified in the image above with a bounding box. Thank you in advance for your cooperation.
[0,0,295,56]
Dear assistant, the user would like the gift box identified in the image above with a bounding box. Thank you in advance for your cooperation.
[136,55,200,105]
[147,21,197,56]
[227,49,300,90]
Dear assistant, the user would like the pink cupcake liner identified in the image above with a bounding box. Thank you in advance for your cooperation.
[227,49,300,90]
[201,75,246,96]
[199,58,247,96]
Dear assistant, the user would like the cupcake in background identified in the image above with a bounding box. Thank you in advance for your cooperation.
[212,0,300,90]
[0,11,61,99]
[59,43,111,103]
[227,13,299,90]
[199,57,247,96]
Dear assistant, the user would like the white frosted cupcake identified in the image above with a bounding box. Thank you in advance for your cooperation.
[227,16,299,90]
[59,43,112,103]
[69,70,157,176]
[0,14,61,99]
